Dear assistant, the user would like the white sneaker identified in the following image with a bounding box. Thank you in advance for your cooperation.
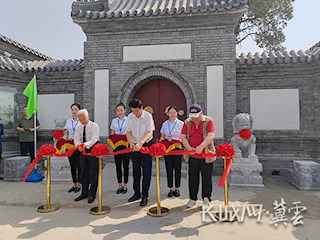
[186,199,196,208]
[202,197,211,210]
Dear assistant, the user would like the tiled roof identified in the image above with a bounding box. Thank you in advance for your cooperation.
[307,41,320,54]
[72,0,248,19]
[236,49,320,65]
[0,55,84,72]
[0,34,54,61]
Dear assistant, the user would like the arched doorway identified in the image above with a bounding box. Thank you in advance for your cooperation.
[133,78,187,141]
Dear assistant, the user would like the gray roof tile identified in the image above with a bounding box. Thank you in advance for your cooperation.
[0,34,54,61]
[0,55,84,72]
[236,49,320,65]
[72,0,248,19]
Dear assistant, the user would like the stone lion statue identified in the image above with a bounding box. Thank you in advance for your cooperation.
[231,113,257,158]
[54,117,66,130]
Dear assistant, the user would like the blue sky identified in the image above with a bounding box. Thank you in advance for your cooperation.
[1,0,319,60]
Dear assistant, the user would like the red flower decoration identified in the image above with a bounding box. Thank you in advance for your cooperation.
[91,144,110,156]
[53,130,64,140]
[239,129,252,140]
[216,144,235,158]
[149,143,166,156]
[38,144,56,156]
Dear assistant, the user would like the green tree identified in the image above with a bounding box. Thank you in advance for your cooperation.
[236,0,294,51]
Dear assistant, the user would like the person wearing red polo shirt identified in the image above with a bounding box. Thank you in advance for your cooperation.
[181,104,216,210]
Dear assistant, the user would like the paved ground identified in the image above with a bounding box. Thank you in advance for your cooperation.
[0,162,319,240]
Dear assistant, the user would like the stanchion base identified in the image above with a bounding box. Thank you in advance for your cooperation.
[89,206,111,215]
[147,207,170,217]
[37,204,59,213]
[215,212,238,222]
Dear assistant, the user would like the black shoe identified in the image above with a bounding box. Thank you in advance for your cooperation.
[167,190,174,198]
[140,197,148,207]
[74,186,81,193]
[128,194,141,202]
[88,196,95,204]
[68,187,76,193]
[0,177,3,180]
[173,189,180,197]
[116,187,123,194]
[74,194,88,202]
[122,187,127,194]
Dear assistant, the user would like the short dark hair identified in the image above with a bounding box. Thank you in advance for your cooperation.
[70,103,81,109]
[129,99,142,109]
[167,106,178,112]
[116,102,126,109]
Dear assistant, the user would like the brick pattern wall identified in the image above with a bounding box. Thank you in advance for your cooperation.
[81,13,240,141]
[0,69,84,157]
[236,61,320,169]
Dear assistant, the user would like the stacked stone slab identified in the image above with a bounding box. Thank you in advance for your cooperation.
[3,156,30,181]
[284,161,320,190]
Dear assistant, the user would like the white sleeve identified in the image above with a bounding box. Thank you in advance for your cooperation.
[160,121,166,134]
[64,119,69,130]
[86,123,100,148]
[74,125,82,146]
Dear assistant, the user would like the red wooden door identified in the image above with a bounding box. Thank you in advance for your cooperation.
[133,78,187,141]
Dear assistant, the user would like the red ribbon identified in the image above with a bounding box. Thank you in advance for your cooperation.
[22,143,235,186]
[21,145,56,182]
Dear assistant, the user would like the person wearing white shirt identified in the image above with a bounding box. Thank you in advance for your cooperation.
[160,106,184,198]
[73,109,100,204]
[126,99,155,207]
[109,103,129,194]
[63,103,81,193]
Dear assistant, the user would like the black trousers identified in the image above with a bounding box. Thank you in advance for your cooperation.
[114,145,130,184]
[131,141,152,197]
[20,142,35,162]
[68,150,80,183]
[79,152,98,197]
[164,154,182,188]
[188,157,213,201]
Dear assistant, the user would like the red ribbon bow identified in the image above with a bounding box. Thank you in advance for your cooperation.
[91,144,110,156]
[149,143,167,156]
[38,144,57,156]
[53,130,64,140]
[216,143,235,158]
[239,129,252,140]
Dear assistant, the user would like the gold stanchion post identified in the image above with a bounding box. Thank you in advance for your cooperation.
[90,156,111,215]
[216,157,237,222]
[148,156,169,217]
[38,156,59,213]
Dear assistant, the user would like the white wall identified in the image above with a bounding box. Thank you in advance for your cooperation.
[38,94,74,129]
[123,43,192,62]
[94,69,109,137]
[250,89,300,130]
[206,65,224,138]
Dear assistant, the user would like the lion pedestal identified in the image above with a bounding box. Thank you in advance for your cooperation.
[43,117,72,182]
[229,113,265,189]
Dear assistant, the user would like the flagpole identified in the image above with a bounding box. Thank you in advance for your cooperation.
[34,74,37,171]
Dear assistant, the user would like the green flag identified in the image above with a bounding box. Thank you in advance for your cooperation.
[23,75,38,118]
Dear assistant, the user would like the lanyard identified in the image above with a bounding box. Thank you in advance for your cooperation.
[117,118,126,134]
[71,119,79,133]
[168,119,177,136]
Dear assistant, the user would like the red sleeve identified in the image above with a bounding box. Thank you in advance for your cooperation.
[207,119,216,133]
[181,123,187,135]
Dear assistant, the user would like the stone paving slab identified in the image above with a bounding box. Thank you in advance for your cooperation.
[0,163,319,240]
